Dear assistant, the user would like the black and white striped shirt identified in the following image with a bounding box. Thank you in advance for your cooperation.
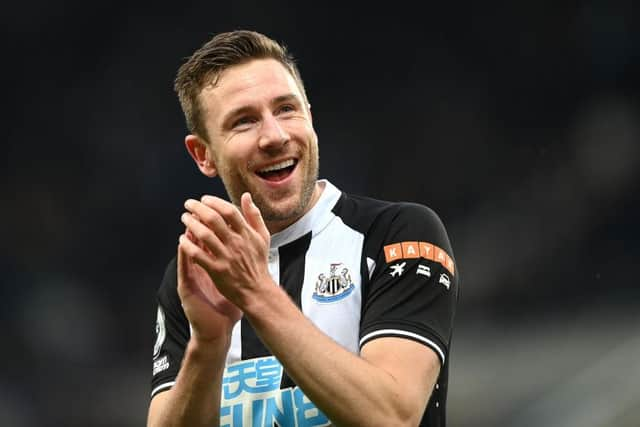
[151,180,459,426]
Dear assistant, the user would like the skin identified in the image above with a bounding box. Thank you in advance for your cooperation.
[186,58,321,234]
[147,59,441,427]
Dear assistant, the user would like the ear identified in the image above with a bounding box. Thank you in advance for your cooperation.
[184,134,217,177]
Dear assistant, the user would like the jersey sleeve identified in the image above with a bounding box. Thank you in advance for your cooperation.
[150,257,190,398]
[360,203,459,366]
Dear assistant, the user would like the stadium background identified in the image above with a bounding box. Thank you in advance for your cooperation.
[3,2,639,426]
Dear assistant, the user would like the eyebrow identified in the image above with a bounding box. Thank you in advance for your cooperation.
[271,93,301,106]
[221,93,302,125]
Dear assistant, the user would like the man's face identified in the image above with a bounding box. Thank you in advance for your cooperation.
[198,58,319,229]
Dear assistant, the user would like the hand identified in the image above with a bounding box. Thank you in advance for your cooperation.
[179,192,272,310]
[177,228,242,344]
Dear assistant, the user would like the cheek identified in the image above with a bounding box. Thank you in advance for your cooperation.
[217,143,250,171]
[286,118,313,137]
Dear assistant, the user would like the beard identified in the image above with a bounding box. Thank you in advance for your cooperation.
[218,142,319,225]
[253,153,318,223]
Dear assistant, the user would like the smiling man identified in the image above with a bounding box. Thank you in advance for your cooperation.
[148,30,459,427]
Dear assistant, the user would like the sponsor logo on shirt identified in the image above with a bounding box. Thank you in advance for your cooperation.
[312,263,355,303]
[383,241,455,276]
[221,356,330,426]
[439,273,451,289]
[153,355,170,375]
[389,262,406,277]
[417,264,431,277]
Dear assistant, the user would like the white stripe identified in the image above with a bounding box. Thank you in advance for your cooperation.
[150,381,175,397]
[301,215,364,355]
[366,257,376,280]
[360,329,445,364]
[226,317,242,364]
[270,179,341,248]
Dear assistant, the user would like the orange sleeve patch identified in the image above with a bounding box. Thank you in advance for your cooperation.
[384,243,403,263]
[386,241,455,276]
[434,246,447,265]
[445,254,455,275]
[419,242,434,260]
[401,241,420,258]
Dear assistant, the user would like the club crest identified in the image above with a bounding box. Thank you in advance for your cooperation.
[313,263,355,303]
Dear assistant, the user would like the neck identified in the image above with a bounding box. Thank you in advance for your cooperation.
[265,181,324,234]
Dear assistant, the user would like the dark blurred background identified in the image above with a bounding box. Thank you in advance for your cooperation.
[3,1,639,426]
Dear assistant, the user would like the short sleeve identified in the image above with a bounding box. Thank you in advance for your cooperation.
[150,257,190,398]
[360,203,459,366]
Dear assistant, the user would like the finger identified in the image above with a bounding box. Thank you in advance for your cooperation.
[177,235,187,284]
[177,234,198,299]
[184,199,232,242]
[185,227,211,255]
[200,195,247,233]
[178,233,218,279]
[181,212,226,257]
[241,192,270,243]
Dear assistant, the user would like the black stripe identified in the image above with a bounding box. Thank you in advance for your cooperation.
[239,319,270,360]
[240,232,313,366]
[278,231,312,388]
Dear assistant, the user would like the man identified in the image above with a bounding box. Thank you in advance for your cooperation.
[148,30,459,427]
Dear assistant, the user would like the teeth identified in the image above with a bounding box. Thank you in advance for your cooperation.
[258,159,295,173]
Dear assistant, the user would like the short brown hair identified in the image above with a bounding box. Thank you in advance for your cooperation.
[174,30,307,142]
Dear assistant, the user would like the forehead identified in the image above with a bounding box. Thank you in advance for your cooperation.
[200,59,302,119]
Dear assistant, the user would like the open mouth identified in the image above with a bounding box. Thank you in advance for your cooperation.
[256,159,298,182]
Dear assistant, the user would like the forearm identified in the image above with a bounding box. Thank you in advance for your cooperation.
[148,339,228,427]
[243,286,424,427]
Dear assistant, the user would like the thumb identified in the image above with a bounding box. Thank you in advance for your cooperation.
[241,192,270,243]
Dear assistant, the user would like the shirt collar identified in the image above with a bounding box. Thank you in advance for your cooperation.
[270,179,341,248]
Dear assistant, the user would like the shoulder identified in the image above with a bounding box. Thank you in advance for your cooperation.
[381,200,444,228]
[334,192,450,245]
[384,201,450,243]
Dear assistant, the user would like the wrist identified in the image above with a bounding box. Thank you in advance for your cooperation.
[187,334,231,363]
[243,282,291,327]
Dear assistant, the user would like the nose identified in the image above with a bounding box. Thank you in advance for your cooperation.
[258,113,289,151]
